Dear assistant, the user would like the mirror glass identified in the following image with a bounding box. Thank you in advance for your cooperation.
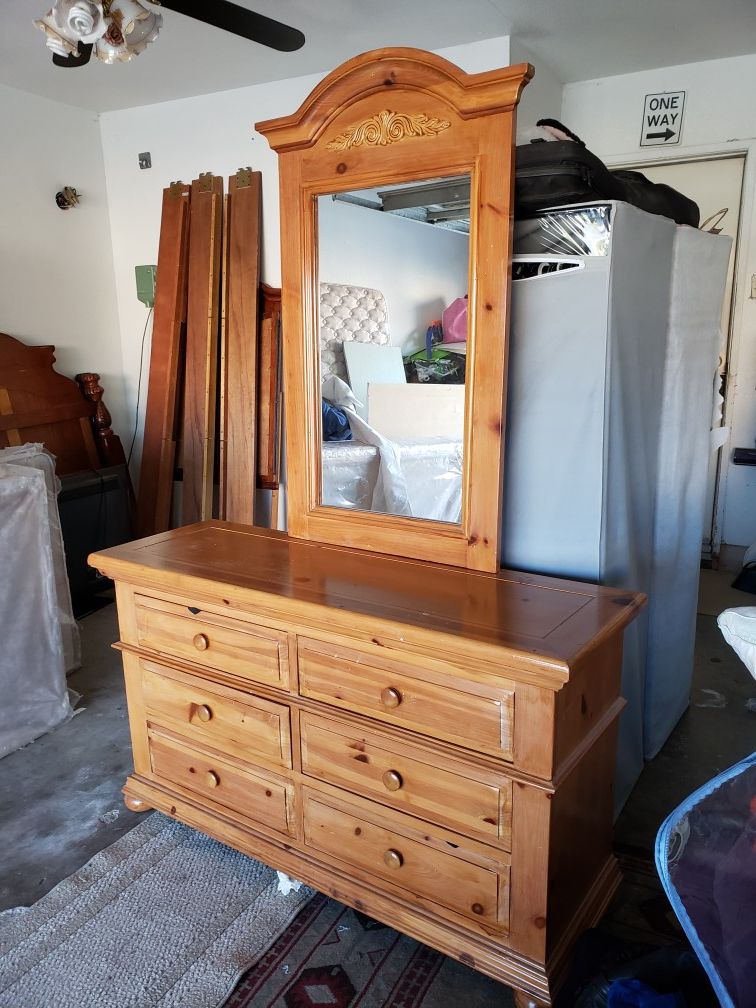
[317,174,470,523]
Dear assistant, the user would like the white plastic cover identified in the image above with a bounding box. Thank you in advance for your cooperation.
[503,201,731,807]
[0,445,78,758]
[717,607,756,680]
[643,226,732,757]
[321,375,462,522]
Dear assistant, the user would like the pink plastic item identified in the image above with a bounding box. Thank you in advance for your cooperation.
[442,296,468,344]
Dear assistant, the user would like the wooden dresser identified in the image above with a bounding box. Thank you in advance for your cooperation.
[91,521,642,1007]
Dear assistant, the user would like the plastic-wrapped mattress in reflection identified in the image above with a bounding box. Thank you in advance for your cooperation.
[322,438,462,523]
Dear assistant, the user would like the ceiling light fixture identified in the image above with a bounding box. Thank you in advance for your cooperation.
[35,1,162,66]
[34,1,305,69]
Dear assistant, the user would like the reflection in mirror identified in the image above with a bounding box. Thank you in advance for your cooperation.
[318,175,470,524]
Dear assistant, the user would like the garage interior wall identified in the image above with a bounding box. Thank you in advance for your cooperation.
[0,83,126,438]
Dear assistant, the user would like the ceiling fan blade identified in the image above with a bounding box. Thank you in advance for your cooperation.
[154,0,305,51]
[52,41,93,67]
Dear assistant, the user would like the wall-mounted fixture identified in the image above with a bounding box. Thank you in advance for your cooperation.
[55,186,81,210]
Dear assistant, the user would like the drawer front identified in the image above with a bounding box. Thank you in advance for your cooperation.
[135,594,289,690]
[141,662,292,768]
[148,731,294,835]
[303,792,505,927]
[298,639,513,759]
[301,713,512,848]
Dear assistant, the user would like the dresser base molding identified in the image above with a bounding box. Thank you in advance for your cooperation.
[123,775,619,1005]
[123,793,151,813]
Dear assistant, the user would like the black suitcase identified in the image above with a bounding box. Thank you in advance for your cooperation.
[515,136,700,228]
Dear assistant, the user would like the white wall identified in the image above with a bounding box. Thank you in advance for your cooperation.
[318,197,469,355]
[99,69,323,479]
[564,54,756,548]
[0,84,124,435]
[100,36,539,477]
[509,41,564,139]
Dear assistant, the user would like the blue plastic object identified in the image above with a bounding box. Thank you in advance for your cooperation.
[655,752,756,1008]
[607,979,684,1007]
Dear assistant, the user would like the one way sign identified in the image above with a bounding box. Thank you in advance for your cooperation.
[640,91,685,146]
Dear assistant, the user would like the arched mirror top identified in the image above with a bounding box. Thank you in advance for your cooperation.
[257,49,532,573]
[257,48,532,153]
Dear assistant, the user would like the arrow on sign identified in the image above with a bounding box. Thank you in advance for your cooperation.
[645,128,676,141]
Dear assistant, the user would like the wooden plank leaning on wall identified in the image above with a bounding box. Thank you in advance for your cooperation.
[182,172,224,524]
[136,181,191,538]
[219,168,262,524]
[258,283,283,528]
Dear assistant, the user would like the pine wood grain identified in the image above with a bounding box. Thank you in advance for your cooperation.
[148,729,294,835]
[0,333,100,475]
[256,49,533,572]
[91,523,644,679]
[134,591,289,690]
[300,711,513,847]
[219,169,262,523]
[257,284,283,491]
[182,173,223,524]
[137,182,191,537]
[140,657,292,768]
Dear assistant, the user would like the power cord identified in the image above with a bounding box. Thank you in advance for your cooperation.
[127,307,153,468]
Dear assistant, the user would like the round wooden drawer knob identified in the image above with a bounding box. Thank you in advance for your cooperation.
[380,687,402,709]
[196,704,213,722]
[205,770,220,788]
[382,770,403,792]
[383,848,404,870]
[193,633,209,651]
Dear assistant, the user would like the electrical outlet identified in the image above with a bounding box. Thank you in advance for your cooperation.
[135,265,157,308]
[138,152,152,169]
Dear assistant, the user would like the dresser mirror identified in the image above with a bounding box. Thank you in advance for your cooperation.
[257,49,531,571]
[318,173,470,523]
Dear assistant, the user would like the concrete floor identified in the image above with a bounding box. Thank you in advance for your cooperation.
[0,572,754,914]
[0,595,143,911]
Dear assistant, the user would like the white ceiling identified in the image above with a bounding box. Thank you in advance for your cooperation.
[3,0,756,113]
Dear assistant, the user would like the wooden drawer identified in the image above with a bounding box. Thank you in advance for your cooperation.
[303,790,508,928]
[148,730,295,836]
[141,660,292,768]
[301,712,512,848]
[134,594,289,690]
[298,638,514,759]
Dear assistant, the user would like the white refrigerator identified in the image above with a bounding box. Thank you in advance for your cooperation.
[501,202,730,808]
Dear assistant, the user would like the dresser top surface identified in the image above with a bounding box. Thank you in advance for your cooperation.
[91,522,643,672]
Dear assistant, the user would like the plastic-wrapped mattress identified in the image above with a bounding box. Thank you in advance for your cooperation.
[0,444,78,757]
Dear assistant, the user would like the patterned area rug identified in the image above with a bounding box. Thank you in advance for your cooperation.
[225,849,690,1008]
[225,892,513,1008]
[0,814,312,1008]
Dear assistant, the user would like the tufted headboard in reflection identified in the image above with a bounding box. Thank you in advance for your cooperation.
[319,283,391,383]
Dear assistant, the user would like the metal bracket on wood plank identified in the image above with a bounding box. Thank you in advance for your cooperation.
[168,181,187,197]
[234,167,254,188]
[198,172,215,193]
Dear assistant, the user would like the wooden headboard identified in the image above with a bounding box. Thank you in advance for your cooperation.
[0,332,126,476]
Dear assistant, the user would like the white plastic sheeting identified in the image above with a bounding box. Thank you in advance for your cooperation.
[717,608,756,680]
[0,445,78,757]
[503,202,731,808]
[643,227,732,757]
[321,375,462,523]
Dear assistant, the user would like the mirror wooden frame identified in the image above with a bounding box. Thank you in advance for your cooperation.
[257,48,532,572]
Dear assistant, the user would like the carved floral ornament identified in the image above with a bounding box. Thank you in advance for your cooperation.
[325,109,452,151]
